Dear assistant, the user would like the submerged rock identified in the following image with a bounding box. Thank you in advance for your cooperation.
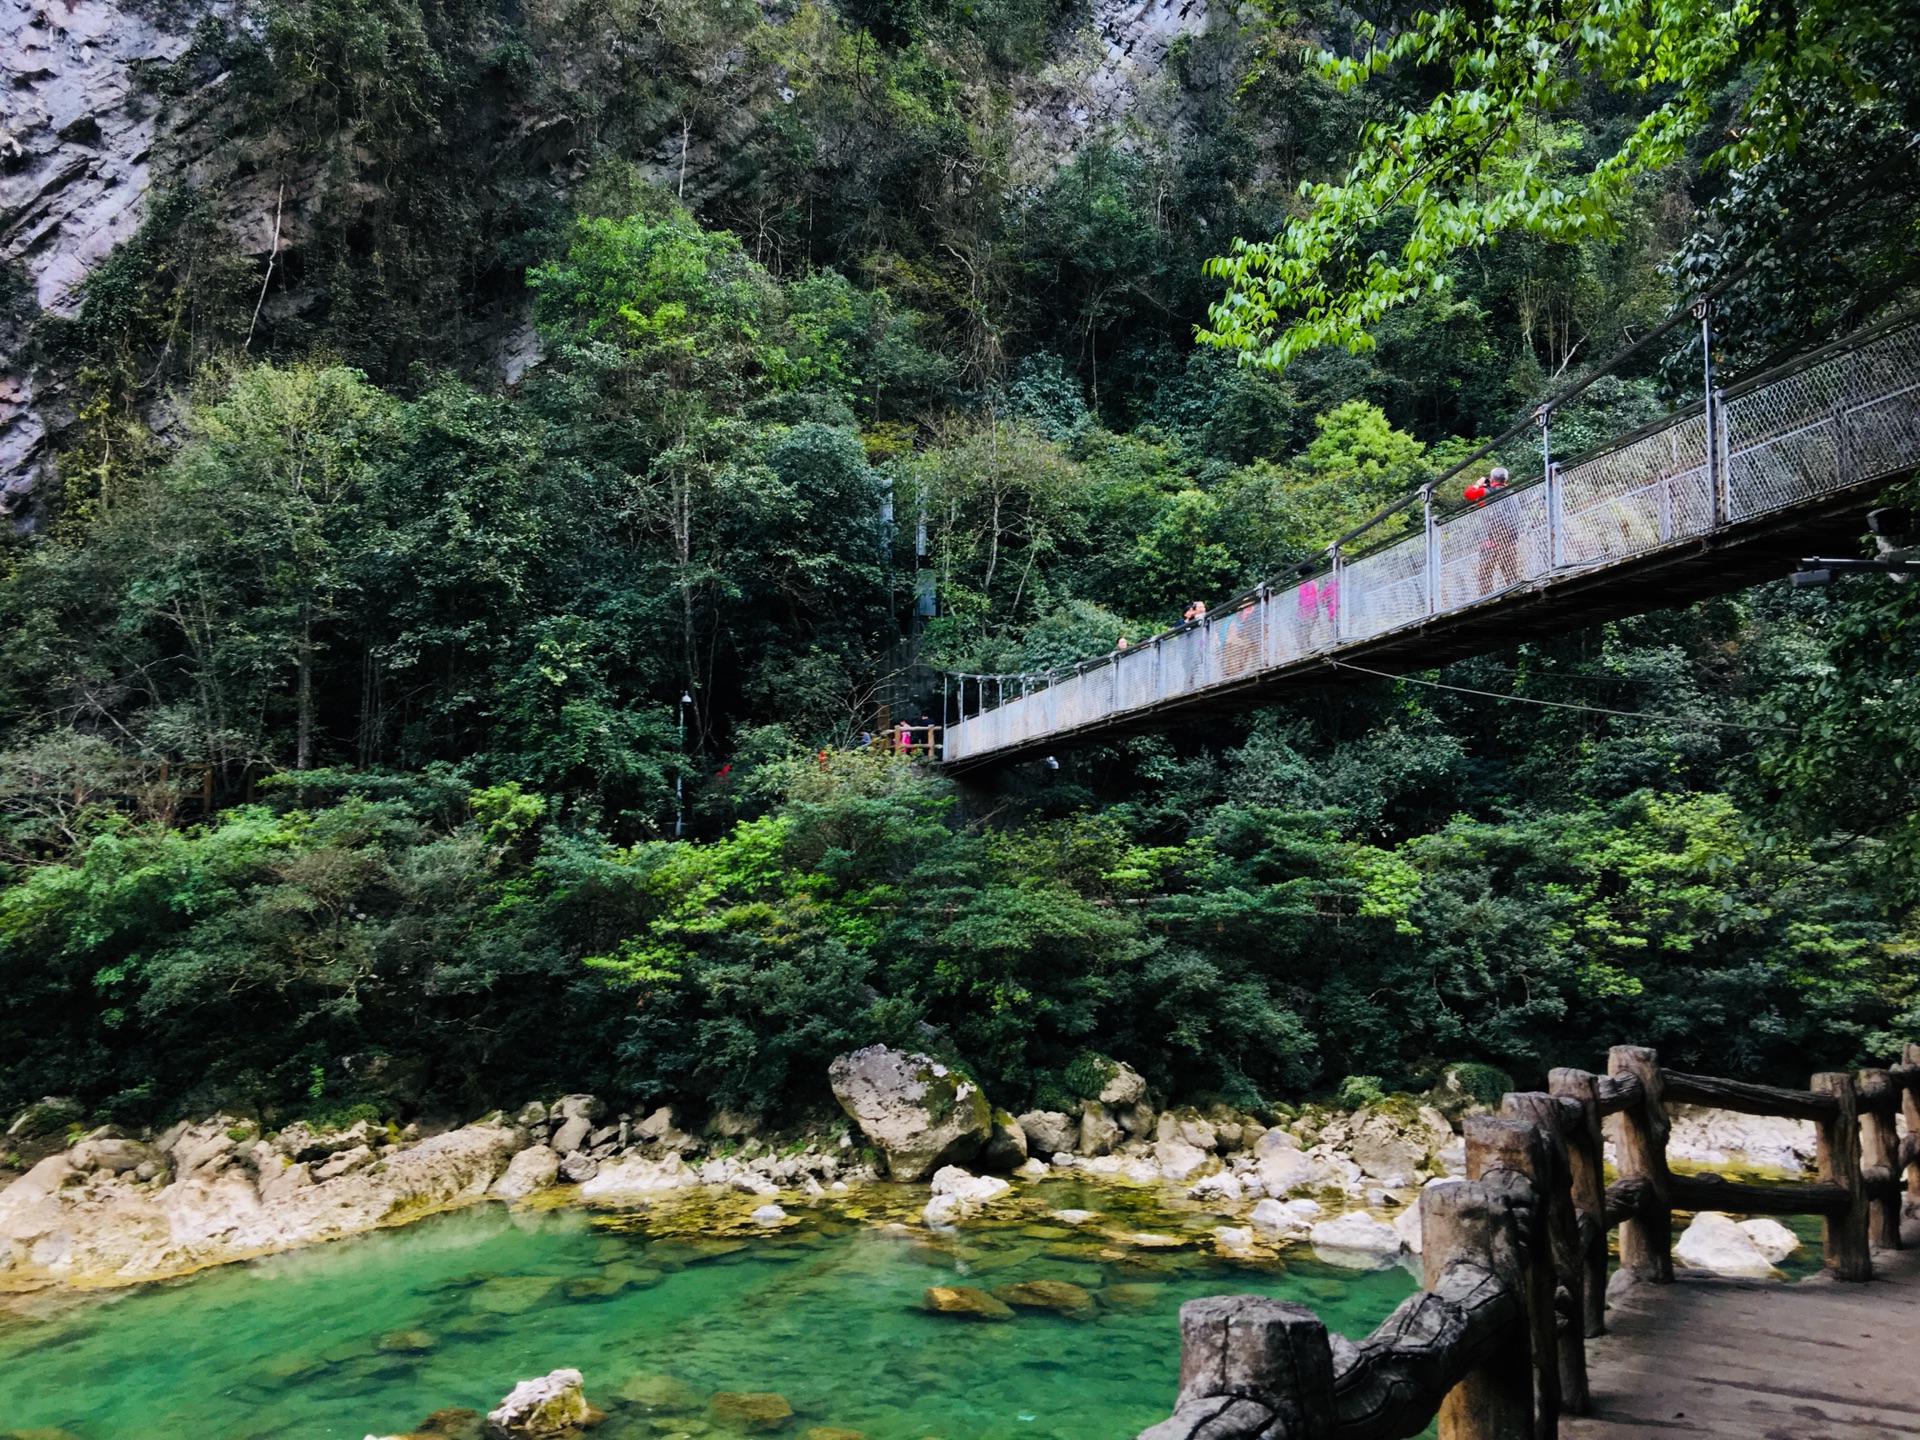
[617,1375,701,1413]
[376,1329,436,1353]
[828,1046,991,1182]
[485,1368,596,1436]
[709,1391,794,1431]
[924,1284,1014,1319]
[991,1278,1094,1313]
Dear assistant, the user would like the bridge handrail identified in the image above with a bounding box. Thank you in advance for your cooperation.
[1136,1039,1920,1440]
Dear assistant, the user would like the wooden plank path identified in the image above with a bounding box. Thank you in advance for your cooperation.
[1567,1239,1920,1440]
[1135,1041,1920,1440]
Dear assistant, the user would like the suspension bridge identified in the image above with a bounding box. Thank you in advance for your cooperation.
[938,314,1920,771]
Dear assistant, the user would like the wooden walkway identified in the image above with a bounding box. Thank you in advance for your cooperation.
[1567,1232,1920,1440]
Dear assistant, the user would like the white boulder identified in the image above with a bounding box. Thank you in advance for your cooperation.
[492,1145,560,1200]
[1097,1060,1148,1107]
[1213,1226,1254,1250]
[1309,1212,1405,1268]
[1248,1198,1309,1237]
[575,1154,695,1201]
[829,1046,992,1181]
[1154,1139,1214,1183]
[1674,1211,1779,1277]
[1738,1217,1802,1265]
[750,1204,787,1226]
[922,1166,1012,1225]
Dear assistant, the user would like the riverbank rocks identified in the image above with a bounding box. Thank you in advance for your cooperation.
[924,1284,1013,1319]
[828,1047,990,1181]
[1076,1102,1120,1157]
[1095,1060,1147,1108]
[485,1369,597,1437]
[1665,1105,1816,1175]
[1674,1211,1781,1276]
[0,1118,522,1288]
[710,1392,794,1431]
[1313,1102,1454,1184]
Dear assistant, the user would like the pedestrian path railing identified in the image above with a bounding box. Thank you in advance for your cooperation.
[941,315,1920,764]
[1137,1040,1920,1440]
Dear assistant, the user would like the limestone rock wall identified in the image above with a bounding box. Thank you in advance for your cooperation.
[0,0,222,503]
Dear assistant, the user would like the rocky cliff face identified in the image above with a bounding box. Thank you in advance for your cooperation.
[1,0,220,505]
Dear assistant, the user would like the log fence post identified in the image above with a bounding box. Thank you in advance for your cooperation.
[1464,1115,1559,1440]
[1857,1067,1901,1251]
[1606,1046,1672,1281]
[1547,1068,1606,1340]
[1500,1091,1590,1416]
[1426,1176,1535,1440]
[1811,1071,1870,1280]
[1904,1043,1920,1206]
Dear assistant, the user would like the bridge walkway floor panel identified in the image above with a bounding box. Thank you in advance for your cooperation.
[1566,1230,1920,1440]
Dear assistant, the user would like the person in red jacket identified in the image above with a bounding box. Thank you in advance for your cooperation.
[1465,466,1522,592]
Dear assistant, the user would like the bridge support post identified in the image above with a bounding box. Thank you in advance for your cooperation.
[1607,1046,1673,1282]
[1812,1071,1870,1280]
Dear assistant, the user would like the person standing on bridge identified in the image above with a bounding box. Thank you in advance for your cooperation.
[1465,465,1523,593]
[1183,599,1208,625]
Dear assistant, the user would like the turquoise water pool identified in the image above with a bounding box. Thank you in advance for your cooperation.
[0,1181,1419,1440]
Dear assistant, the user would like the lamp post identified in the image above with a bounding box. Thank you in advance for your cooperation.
[676,691,692,838]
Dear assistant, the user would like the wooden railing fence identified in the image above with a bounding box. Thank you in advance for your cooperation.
[1138,1042,1920,1440]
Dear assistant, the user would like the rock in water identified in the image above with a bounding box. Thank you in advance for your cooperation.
[1248,1198,1308,1238]
[750,1204,787,1226]
[1014,1110,1078,1156]
[485,1368,594,1436]
[492,1146,559,1200]
[922,1166,1012,1225]
[924,1284,1014,1320]
[827,1046,991,1181]
[1674,1211,1779,1277]
[616,1374,700,1413]
[709,1391,795,1431]
[1308,1212,1405,1268]
[1738,1217,1802,1264]
[991,1278,1094,1313]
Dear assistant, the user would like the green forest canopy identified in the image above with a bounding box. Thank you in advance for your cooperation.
[1,0,1917,1134]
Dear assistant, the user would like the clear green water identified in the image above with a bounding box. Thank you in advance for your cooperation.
[0,1181,1419,1440]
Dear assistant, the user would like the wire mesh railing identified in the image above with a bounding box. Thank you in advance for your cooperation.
[942,315,1920,763]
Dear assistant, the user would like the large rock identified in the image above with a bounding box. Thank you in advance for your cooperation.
[710,1393,794,1432]
[992,1278,1094,1313]
[492,1146,560,1200]
[1248,1198,1309,1238]
[1738,1217,1802,1264]
[1343,1104,1455,1183]
[981,1110,1028,1172]
[1015,1110,1078,1156]
[1252,1131,1315,1196]
[1076,1102,1120,1157]
[1095,1060,1147,1107]
[486,1369,594,1436]
[828,1047,991,1181]
[1155,1109,1218,1152]
[1674,1211,1778,1277]
[1153,1138,1213,1183]
[68,1137,156,1176]
[575,1154,696,1201]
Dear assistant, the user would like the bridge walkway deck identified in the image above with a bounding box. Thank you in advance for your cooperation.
[1566,1230,1920,1440]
